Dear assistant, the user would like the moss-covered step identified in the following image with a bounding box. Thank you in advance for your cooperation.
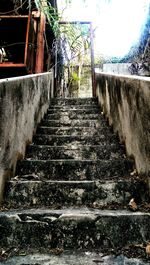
[36,126,114,136]
[1,252,149,265]
[0,208,150,249]
[15,159,133,181]
[32,134,119,146]
[50,98,98,105]
[48,105,99,110]
[41,119,107,128]
[4,178,148,208]
[46,113,101,120]
[47,107,100,114]
[26,144,125,160]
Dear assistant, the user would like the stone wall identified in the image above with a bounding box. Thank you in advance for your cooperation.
[0,72,54,202]
[96,72,150,176]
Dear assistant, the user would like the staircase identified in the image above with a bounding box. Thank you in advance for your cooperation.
[1,98,150,264]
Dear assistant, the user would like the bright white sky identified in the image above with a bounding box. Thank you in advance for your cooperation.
[57,0,150,57]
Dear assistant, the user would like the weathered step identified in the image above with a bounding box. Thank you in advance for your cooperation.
[32,134,119,146]
[47,108,100,114]
[48,105,99,110]
[4,179,148,208]
[41,119,106,128]
[1,252,149,265]
[36,126,113,136]
[0,208,150,249]
[15,159,133,181]
[45,113,100,120]
[26,144,125,160]
[50,97,98,105]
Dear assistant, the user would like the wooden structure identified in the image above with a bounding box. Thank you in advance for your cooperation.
[0,15,35,77]
[0,0,56,78]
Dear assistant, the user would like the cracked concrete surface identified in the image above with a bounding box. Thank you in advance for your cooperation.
[0,252,149,265]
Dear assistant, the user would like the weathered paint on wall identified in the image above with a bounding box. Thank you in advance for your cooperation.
[0,72,54,202]
[98,63,150,76]
[96,73,150,176]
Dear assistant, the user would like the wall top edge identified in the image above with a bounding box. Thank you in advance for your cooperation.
[95,71,150,83]
[0,71,53,84]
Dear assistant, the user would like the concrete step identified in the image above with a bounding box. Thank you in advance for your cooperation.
[47,108,100,114]
[26,144,125,160]
[50,97,98,105]
[41,119,106,128]
[0,208,150,250]
[32,134,119,146]
[1,252,149,265]
[45,113,101,120]
[48,105,99,110]
[4,179,148,208]
[36,126,114,136]
[0,249,149,265]
[15,159,133,181]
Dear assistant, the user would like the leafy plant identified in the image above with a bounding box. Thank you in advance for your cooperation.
[35,0,92,96]
[35,0,90,59]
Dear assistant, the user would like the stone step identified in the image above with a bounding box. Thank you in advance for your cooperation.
[45,113,100,120]
[36,126,113,136]
[47,108,100,114]
[32,134,119,146]
[4,179,148,208]
[50,97,98,105]
[1,252,149,265]
[41,119,106,128]
[48,105,99,110]
[0,208,150,250]
[26,144,125,160]
[15,159,133,181]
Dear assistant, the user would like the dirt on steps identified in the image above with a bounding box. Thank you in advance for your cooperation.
[1,97,150,263]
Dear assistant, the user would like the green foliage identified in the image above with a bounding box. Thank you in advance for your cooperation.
[35,0,60,36]
[35,0,91,63]
[71,71,80,81]
[59,23,90,63]
[36,0,92,94]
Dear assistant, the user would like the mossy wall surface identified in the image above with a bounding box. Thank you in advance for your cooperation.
[0,72,54,201]
[96,73,150,175]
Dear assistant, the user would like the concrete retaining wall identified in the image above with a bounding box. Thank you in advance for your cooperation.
[95,63,150,76]
[0,72,54,202]
[103,63,131,75]
[96,72,150,176]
